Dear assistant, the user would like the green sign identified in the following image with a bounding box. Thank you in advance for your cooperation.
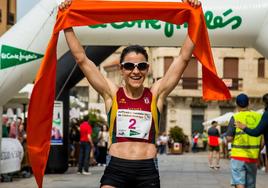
[0,45,44,70]
[205,9,241,30]
[130,130,140,136]
[89,9,242,38]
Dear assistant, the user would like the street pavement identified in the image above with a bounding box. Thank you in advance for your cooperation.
[1,152,267,188]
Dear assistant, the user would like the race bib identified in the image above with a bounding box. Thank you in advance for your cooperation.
[116,109,152,140]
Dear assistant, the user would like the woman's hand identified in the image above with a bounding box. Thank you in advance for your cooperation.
[182,0,201,8]
[59,0,72,11]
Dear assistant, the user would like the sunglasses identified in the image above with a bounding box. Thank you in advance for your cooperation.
[121,62,149,71]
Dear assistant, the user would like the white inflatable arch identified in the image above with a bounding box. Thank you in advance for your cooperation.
[0,0,268,105]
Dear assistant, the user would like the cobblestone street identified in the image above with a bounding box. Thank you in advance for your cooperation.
[1,152,267,188]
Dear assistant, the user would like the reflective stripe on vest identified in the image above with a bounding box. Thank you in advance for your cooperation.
[231,111,262,159]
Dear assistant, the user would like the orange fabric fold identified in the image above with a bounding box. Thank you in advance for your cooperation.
[27,1,231,187]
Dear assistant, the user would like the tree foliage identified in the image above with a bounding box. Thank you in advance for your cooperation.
[169,126,185,143]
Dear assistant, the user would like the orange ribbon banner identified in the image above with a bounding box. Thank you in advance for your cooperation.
[27,1,231,187]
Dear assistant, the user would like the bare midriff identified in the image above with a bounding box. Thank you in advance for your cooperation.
[109,142,157,160]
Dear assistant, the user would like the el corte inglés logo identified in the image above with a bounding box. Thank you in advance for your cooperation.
[130,130,140,136]
[89,9,242,38]
[0,45,44,70]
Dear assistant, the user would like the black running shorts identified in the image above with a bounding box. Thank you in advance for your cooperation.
[100,156,160,188]
[208,145,220,151]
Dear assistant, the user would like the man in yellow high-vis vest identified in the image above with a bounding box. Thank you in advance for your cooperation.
[226,93,262,188]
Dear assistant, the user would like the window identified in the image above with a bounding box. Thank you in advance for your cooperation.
[182,57,198,89]
[258,58,265,78]
[7,12,14,25]
[223,57,239,90]
[191,107,204,134]
[7,0,15,25]
[164,56,174,74]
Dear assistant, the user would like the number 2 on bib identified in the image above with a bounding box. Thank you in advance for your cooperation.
[128,118,136,129]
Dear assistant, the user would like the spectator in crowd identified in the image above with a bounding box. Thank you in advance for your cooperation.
[78,116,94,175]
[192,131,199,153]
[167,136,174,153]
[159,132,169,154]
[16,117,23,133]
[226,93,262,188]
[97,125,109,166]
[202,130,208,151]
[18,121,31,178]
[236,93,268,157]
[9,118,17,138]
[1,116,12,182]
[207,121,220,170]
[221,132,229,159]
[182,135,190,152]
[2,115,9,137]
[17,121,26,145]
[90,122,101,166]
[69,118,80,166]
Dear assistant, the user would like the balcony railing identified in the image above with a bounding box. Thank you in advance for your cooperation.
[222,78,243,90]
[181,77,201,89]
[154,77,243,90]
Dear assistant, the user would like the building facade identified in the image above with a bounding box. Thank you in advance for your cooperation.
[75,47,267,137]
[0,0,16,36]
[151,47,267,136]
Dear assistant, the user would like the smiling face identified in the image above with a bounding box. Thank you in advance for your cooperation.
[120,52,149,89]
